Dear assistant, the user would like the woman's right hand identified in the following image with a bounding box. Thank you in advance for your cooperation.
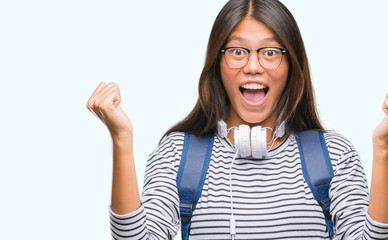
[87,82,133,140]
[88,82,140,214]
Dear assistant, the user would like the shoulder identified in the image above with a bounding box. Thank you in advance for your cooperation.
[322,131,360,172]
[148,131,186,164]
[158,131,186,148]
[144,131,186,176]
[323,131,355,154]
[293,131,355,155]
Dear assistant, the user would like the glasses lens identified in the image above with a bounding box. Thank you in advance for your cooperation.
[223,47,285,69]
[258,48,284,69]
[224,47,248,68]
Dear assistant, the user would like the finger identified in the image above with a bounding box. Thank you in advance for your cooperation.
[95,83,120,107]
[92,81,108,96]
[87,82,107,109]
[98,85,121,111]
[97,109,106,125]
[92,82,119,105]
[383,93,388,115]
[88,82,118,110]
[385,93,388,105]
[87,101,106,124]
[113,86,121,108]
[87,103,102,117]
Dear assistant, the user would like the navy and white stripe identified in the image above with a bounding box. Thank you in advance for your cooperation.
[110,131,388,239]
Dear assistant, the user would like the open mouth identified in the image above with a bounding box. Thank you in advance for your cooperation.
[240,83,269,104]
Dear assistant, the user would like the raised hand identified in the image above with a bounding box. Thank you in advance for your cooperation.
[87,82,133,139]
[87,82,140,214]
[369,93,388,223]
[373,94,388,147]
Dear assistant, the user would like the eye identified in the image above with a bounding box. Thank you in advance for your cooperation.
[228,48,247,57]
[263,49,280,57]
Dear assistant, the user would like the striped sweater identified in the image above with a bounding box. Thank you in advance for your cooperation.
[110,131,388,239]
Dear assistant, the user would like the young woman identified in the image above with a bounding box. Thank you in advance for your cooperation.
[87,0,388,239]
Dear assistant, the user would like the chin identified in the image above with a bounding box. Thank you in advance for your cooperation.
[240,112,268,125]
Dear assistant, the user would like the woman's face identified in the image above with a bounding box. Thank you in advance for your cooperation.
[221,17,289,129]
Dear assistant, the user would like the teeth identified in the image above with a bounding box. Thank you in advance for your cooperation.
[241,83,266,90]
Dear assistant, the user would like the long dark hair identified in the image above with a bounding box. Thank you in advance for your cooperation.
[163,0,324,139]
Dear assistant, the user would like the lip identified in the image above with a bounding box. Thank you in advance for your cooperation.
[239,81,268,107]
[241,80,267,86]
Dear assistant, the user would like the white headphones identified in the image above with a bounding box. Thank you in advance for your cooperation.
[217,120,286,239]
[217,120,285,159]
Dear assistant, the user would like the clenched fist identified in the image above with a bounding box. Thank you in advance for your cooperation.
[373,93,388,148]
[87,82,133,139]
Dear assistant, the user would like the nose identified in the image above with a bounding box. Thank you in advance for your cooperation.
[243,51,265,74]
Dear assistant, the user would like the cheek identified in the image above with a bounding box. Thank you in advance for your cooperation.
[220,61,237,95]
[272,62,289,89]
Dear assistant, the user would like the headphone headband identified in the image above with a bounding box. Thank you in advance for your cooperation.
[216,120,285,159]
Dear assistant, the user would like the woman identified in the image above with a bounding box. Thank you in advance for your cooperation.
[87,0,388,239]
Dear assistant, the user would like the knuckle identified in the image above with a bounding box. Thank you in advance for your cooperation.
[95,99,102,108]
[87,100,93,108]
[97,100,108,111]
[113,85,120,92]
[112,82,119,89]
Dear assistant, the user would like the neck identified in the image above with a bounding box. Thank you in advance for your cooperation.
[225,122,286,150]
[223,113,286,150]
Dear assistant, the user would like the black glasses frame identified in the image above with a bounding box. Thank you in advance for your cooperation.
[220,46,288,56]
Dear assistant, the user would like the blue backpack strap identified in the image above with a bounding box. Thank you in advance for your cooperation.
[295,131,335,239]
[176,133,215,240]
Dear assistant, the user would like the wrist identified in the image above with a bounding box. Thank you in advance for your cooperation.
[373,139,388,148]
[111,133,133,146]
[373,143,388,164]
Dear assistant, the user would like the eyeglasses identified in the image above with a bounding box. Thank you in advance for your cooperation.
[220,47,287,69]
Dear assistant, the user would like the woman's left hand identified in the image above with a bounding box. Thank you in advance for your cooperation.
[373,94,388,148]
[369,94,388,223]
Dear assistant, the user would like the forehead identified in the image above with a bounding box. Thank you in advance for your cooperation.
[227,18,279,46]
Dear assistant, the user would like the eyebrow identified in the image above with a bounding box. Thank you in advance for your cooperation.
[227,35,278,44]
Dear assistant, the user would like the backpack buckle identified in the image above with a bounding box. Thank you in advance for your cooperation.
[180,203,193,223]
[318,197,331,219]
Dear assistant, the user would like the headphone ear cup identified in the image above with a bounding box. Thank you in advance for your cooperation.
[261,128,268,157]
[217,120,228,138]
[234,128,240,151]
[251,126,261,158]
[234,125,251,157]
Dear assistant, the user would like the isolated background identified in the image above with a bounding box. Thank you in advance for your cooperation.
[1,0,387,239]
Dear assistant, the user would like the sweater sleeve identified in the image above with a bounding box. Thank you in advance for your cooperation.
[327,134,388,239]
[109,132,183,240]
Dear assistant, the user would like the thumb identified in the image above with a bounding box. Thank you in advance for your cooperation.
[112,97,121,108]
[383,93,388,115]
[97,84,122,111]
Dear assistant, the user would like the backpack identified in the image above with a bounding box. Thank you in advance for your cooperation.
[176,131,335,240]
